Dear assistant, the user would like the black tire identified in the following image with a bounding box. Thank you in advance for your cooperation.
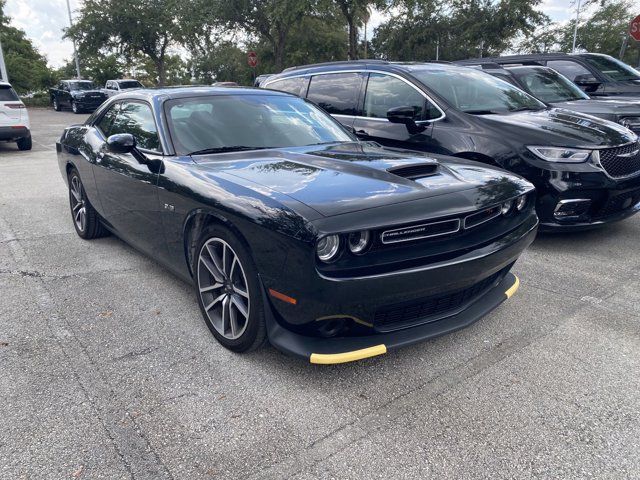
[67,168,109,240]
[17,135,32,151]
[194,225,266,353]
[71,101,81,114]
[52,97,61,111]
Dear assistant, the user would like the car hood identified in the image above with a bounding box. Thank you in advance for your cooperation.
[476,108,636,147]
[192,142,531,217]
[550,99,640,116]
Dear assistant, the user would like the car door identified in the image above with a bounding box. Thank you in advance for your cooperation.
[352,72,443,151]
[61,83,71,107]
[305,72,364,131]
[92,100,167,256]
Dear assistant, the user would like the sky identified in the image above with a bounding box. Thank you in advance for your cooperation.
[4,0,580,68]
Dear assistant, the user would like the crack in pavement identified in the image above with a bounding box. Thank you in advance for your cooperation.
[0,215,175,480]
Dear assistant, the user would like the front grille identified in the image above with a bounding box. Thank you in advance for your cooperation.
[373,267,508,332]
[598,142,640,178]
[596,188,640,218]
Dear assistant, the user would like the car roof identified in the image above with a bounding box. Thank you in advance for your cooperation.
[458,53,607,65]
[116,86,293,102]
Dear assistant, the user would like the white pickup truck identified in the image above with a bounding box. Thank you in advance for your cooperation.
[103,79,144,97]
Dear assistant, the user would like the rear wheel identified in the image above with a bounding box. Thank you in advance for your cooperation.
[52,97,61,111]
[195,225,266,352]
[17,135,32,151]
[68,168,108,239]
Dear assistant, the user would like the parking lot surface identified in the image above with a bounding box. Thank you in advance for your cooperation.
[1,108,639,479]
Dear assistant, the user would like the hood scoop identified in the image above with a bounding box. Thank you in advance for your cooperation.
[387,162,439,180]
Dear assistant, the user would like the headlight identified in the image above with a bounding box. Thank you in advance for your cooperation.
[527,146,591,163]
[347,230,370,254]
[316,235,340,262]
[619,117,640,131]
[515,194,527,211]
[501,200,514,215]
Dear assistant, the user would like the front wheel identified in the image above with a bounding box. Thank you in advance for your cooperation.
[195,226,266,352]
[68,168,108,239]
[71,101,81,114]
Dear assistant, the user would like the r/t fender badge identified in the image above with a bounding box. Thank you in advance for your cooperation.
[164,203,175,212]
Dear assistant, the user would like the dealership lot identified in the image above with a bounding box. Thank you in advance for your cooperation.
[1,108,640,479]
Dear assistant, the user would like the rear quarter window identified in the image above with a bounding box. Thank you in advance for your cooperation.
[0,86,19,101]
[265,77,309,97]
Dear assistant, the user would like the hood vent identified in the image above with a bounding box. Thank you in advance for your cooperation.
[387,162,439,180]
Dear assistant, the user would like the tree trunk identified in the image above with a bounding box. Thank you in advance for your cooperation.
[273,28,288,72]
[156,59,166,86]
[347,16,358,60]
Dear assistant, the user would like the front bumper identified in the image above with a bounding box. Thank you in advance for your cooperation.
[0,126,29,141]
[266,273,520,364]
[74,97,106,110]
[262,215,537,363]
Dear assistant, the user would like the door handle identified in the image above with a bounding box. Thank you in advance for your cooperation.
[355,129,370,136]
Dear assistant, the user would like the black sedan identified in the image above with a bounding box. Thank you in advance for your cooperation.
[56,87,537,364]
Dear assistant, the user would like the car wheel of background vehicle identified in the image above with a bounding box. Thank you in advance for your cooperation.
[71,101,80,114]
[195,225,266,353]
[52,97,61,111]
[68,168,108,239]
[16,135,32,151]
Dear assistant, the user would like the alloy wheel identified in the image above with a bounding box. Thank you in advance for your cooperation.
[197,238,251,340]
[70,175,87,232]
[72,101,78,113]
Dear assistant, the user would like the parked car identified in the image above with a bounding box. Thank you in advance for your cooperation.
[50,79,108,113]
[457,62,640,134]
[458,53,640,98]
[0,81,31,150]
[264,60,640,231]
[103,79,144,97]
[211,81,238,87]
[254,74,274,87]
[56,87,537,363]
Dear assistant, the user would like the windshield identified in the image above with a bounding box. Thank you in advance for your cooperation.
[511,67,589,103]
[119,81,143,89]
[582,55,640,82]
[165,94,355,155]
[412,67,546,113]
[70,82,95,91]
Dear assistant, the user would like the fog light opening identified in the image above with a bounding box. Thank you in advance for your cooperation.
[316,318,347,338]
[553,199,591,220]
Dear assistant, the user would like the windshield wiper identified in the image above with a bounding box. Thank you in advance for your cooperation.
[508,106,545,112]
[464,109,501,115]
[188,146,268,156]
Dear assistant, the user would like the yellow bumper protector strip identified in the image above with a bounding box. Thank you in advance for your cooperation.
[505,275,520,299]
[310,344,387,364]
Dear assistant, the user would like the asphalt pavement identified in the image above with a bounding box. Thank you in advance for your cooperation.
[1,108,639,479]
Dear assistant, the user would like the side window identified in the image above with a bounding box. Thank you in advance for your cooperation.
[110,102,161,152]
[546,60,592,82]
[306,73,362,116]
[363,73,439,120]
[96,104,119,137]
[266,77,308,97]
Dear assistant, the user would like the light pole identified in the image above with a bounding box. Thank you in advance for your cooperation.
[0,37,8,82]
[65,0,81,78]
[571,0,582,53]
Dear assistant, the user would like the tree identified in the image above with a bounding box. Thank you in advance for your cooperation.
[0,0,53,93]
[65,0,183,86]
[333,0,387,60]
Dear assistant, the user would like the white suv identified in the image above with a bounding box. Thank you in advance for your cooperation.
[0,82,31,151]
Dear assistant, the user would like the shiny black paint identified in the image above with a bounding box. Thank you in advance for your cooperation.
[57,88,537,349]
[266,61,640,229]
[50,80,108,111]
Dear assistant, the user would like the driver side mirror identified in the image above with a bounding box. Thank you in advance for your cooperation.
[386,106,426,134]
[106,133,136,154]
[573,74,601,92]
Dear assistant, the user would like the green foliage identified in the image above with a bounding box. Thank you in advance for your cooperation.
[0,0,53,93]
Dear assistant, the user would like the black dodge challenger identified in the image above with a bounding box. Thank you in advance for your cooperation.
[56,87,537,364]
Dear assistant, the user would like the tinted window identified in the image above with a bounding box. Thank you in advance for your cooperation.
[265,77,308,97]
[581,55,640,82]
[511,68,588,102]
[96,104,119,136]
[110,102,161,151]
[306,73,362,115]
[118,80,143,89]
[546,60,592,82]
[0,86,19,101]
[364,73,440,120]
[412,67,545,113]
[69,81,96,91]
[165,94,354,155]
